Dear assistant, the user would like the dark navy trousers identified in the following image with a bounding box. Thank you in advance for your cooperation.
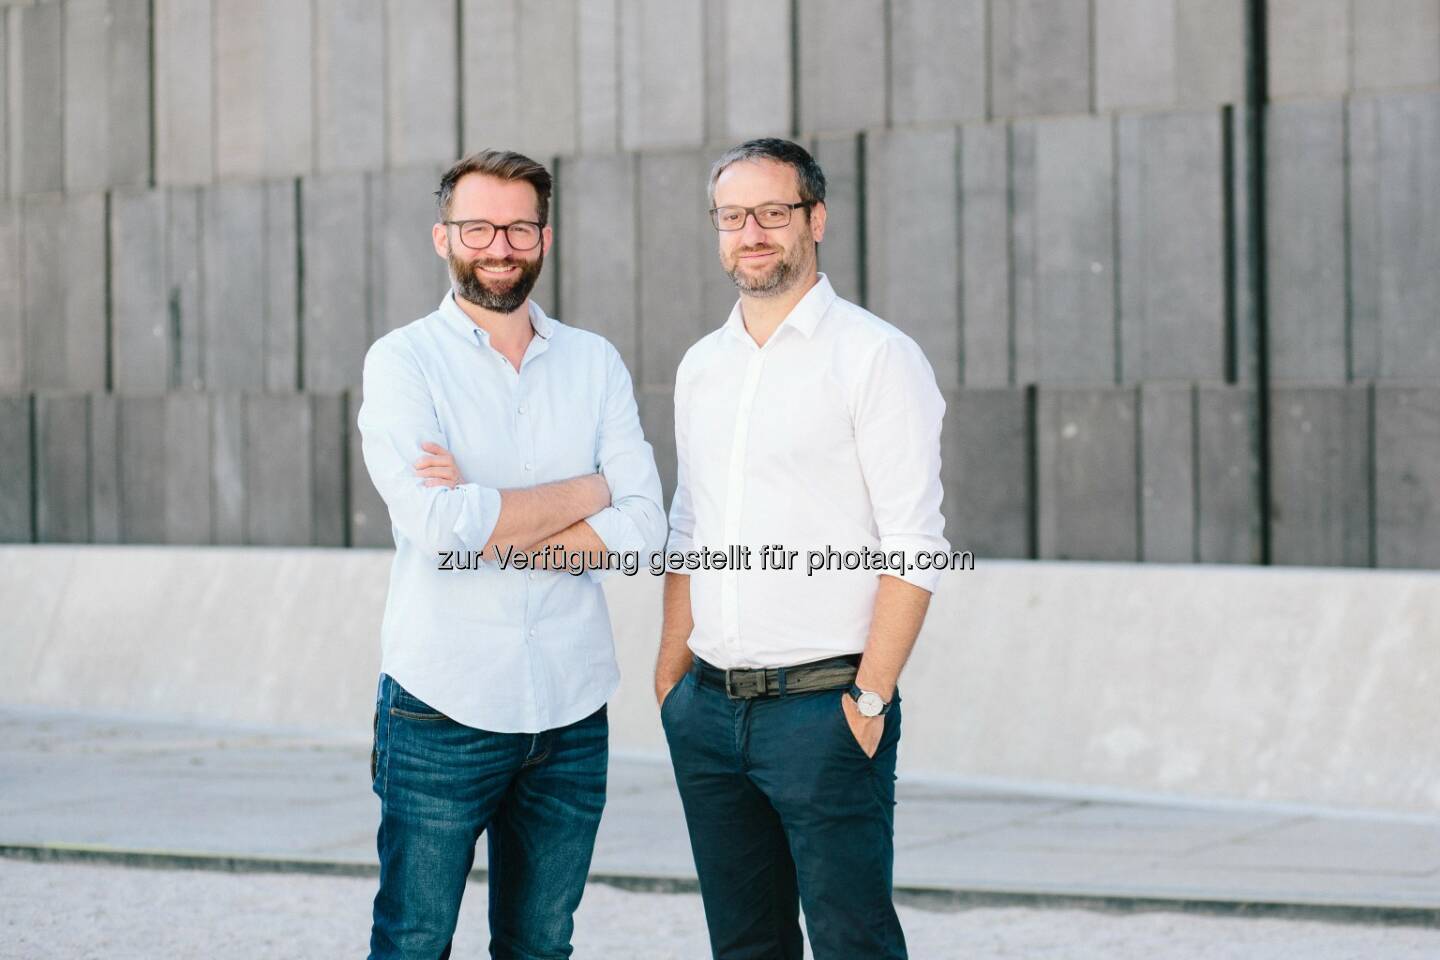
[661,660,907,960]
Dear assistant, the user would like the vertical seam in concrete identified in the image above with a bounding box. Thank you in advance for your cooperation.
[1245,0,1273,565]
[1341,98,1354,382]
[147,0,156,188]
[1110,114,1122,384]
[1220,103,1238,384]
[103,192,114,393]
[1005,121,1016,385]
[1135,384,1146,559]
[855,129,869,309]
[955,126,965,385]
[882,0,893,129]
[27,393,37,543]
[293,178,304,392]
[1367,379,1377,566]
[789,0,800,137]
[454,0,464,155]
[1087,0,1097,115]
[1024,383,1038,559]
[1190,382,1201,562]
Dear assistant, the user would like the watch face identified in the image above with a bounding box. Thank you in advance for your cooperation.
[857,691,884,717]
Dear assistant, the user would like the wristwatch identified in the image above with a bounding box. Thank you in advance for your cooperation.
[848,684,892,718]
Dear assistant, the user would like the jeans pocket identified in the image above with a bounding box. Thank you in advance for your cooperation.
[659,673,690,721]
[370,707,379,783]
[389,682,448,721]
[835,691,877,762]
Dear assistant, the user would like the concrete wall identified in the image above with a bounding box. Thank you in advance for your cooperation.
[1,0,1438,569]
[3,544,1438,815]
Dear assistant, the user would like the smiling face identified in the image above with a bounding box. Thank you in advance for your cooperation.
[432,172,552,314]
[712,158,826,299]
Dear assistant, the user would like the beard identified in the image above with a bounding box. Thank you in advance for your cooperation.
[450,247,544,313]
[722,235,812,298]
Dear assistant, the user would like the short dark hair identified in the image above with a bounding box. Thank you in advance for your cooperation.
[708,138,826,208]
[435,150,553,224]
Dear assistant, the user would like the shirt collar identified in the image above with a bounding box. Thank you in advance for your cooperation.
[722,273,836,345]
[439,288,555,344]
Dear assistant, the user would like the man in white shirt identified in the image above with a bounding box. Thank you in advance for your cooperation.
[653,138,949,960]
[358,150,666,959]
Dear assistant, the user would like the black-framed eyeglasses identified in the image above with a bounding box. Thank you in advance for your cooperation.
[709,201,813,232]
[441,218,545,251]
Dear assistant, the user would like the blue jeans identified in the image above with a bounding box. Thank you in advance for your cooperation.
[369,674,607,960]
[661,660,907,960]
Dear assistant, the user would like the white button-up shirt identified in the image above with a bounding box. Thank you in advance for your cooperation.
[358,291,666,733]
[668,274,948,669]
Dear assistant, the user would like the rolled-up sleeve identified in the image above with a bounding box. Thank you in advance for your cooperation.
[583,342,666,580]
[852,335,950,593]
[357,336,503,555]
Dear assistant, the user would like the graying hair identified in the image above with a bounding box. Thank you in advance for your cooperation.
[707,138,827,208]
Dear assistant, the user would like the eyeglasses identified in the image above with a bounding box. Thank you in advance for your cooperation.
[442,219,544,251]
[709,202,813,232]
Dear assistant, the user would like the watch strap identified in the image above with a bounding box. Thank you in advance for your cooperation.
[848,683,892,716]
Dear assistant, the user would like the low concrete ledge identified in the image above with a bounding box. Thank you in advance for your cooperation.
[2,545,1437,814]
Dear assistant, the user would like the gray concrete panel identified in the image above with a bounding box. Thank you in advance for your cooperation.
[1095,0,1176,111]
[1036,386,1139,562]
[168,189,205,390]
[890,0,985,125]
[6,1,62,194]
[63,0,150,192]
[310,393,347,548]
[702,0,726,143]
[110,189,170,393]
[1265,101,1347,382]
[369,166,448,337]
[1195,384,1261,564]
[1346,96,1382,381]
[960,122,1011,387]
[1375,386,1440,569]
[638,150,708,388]
[301,173,372,392]
[462,0,574,158]
[941,387,1031,559]
[154,0,213,185]
[577,0,620,153]
[723,0,792,140]
[557,154,639,374]
[1015,116,1115,385]
[164,393,212,545]
[1267,0,1349,99]
[0,13,8,200]
[810,134,862,307]
[989,0,1091,118]
[865,127,960,389]
[1374,92,1440,380]
[209,393,245,545]
[34,394,90,543]
[313,0,385,173]
[796,0,886,133]
[200,183,269,389]
[1139,382,1194,562]
[347,387,391,548]
[1117,110,1226,382]
[245,394,313,546]
[262,181,299,392]
[0,394,30,541]
[214,0,312,179]
[383,0,455,166]
[620,0,704,150]
[638,385,675,509]
[1174,0,1245,107]
[1269,385,1372,567]
[1010,123,1037,385]
[1229,105,1259,385]
[1352,0,1440,92]
[88,393,120,544]
[24,194,107,390]
[0,202,21,390]
[117,395,165,544]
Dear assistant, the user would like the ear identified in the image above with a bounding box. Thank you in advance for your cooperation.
[541,223,554,257]
[433,221,450,260]
[809,201,827,244]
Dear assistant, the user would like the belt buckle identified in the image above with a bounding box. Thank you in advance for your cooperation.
[724,669,766,699]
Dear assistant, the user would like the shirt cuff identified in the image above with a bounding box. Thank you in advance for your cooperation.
[452,483,502,554]
[582,506,640,583]
[878,535,950,593]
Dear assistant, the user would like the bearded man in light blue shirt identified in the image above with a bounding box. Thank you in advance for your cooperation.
[358,150,666,960]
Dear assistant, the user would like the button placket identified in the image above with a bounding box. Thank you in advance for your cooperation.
[720,347,767,656]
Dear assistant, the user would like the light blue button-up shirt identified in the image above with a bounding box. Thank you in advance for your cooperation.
[357,291,666,733]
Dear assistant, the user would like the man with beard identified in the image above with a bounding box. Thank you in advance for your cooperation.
[653,138,948,959]
[357,150,665,959]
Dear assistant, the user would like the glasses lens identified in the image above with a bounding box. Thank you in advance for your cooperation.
[755,205,792,228]
[505,223,541,250]
[460,221,495,249]
[712,206,746,231]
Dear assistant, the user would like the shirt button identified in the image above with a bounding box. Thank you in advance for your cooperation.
[528,628,536,638]
[528,572,536,581]
[524,463,533,471]
[518,403,527,414]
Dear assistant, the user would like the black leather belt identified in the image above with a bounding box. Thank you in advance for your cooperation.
[694,654,861,700]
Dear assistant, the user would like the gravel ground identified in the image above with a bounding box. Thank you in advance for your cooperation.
[4,859,1439,959]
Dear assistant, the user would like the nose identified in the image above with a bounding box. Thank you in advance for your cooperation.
[738,211,769,246]
[485,229,515,258]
